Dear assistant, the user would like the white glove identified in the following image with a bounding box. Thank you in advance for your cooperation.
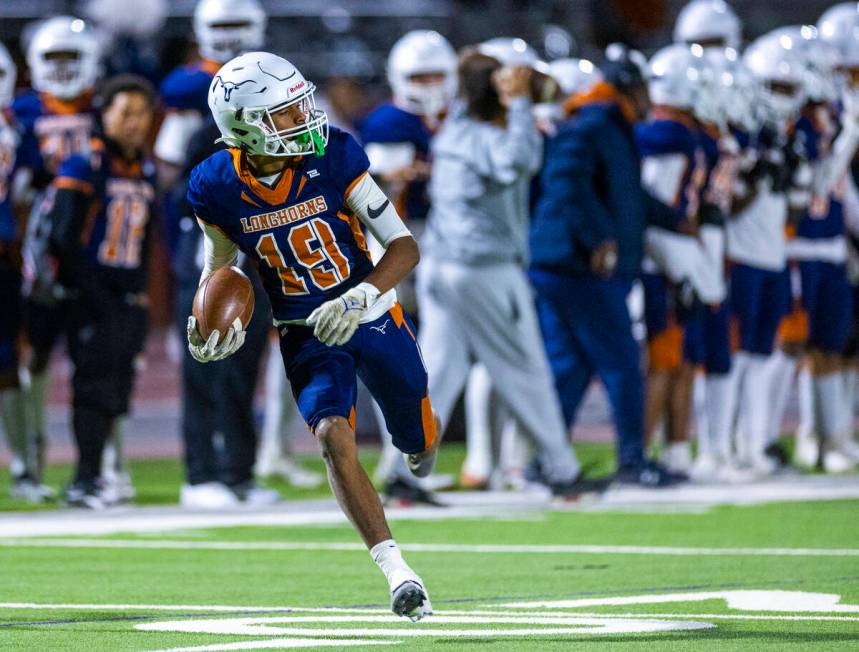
[306,282,380,346]
[186,316,246,363]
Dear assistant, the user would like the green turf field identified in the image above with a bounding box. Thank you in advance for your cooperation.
[1,444,857,650]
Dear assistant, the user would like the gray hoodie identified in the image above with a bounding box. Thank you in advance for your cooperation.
[422,97,543,265]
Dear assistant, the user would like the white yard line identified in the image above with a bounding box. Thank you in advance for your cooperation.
[1,537,858,556]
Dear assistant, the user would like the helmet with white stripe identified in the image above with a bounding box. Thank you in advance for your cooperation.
[208,52,328,158]
[27,16,99,100]
[194,0,267,64]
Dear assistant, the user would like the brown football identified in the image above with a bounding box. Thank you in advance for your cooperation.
[192,266,255,343]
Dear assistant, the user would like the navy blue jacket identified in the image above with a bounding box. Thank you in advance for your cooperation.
[529,99,682,278]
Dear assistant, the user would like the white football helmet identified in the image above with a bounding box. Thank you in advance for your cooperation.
[0,42,16,109]
[817,2,859,48]
[387,30,457,117]
[743,32,807,128]
[766,25,838,104]
[647,44,704,113]
[547,58,602,96]
[208,52,328,158]
[477,37,539,67]
[673,0,742,50]
[27,16,100,100]
[194,0,267,64]
[706,48,759,132]
[818,3,859,98]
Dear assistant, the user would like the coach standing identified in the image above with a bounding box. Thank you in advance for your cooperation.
[529,52,688,487]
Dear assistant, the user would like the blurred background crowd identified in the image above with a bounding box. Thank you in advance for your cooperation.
[1,0,859,510]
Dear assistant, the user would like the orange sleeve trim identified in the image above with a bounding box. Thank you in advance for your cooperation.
[421,394,438,451]
[343,170,369,200]
[54,177,94,194]
[348,405,357,432]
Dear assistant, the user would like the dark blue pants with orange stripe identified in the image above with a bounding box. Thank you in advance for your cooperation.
[280,303,436,455]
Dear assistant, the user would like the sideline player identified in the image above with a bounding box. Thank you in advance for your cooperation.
[155,0,267,188]
[186,52,435,621]
[0,43,36,500]
[47,75,157,507]
[358,29,456,501]
[13,15,100,500]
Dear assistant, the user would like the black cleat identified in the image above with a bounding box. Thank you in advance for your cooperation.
[550,474,612,499]
[391,580,431,621]
[614,460,688,488]
[64,480,109,510]
[383,478,445,507]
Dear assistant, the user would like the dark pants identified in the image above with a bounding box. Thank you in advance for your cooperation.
[66,297,148,483]
[530,269,645,467]
[176,270,269,486]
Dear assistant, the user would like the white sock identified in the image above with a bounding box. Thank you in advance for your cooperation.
[765,350,797,445]
[370,539,419,590]
[813,372,844,446]
[742,354,771,462]
[704,374,733,461]
[462,364,493,480]
[730,352,751,461]
[0,387,29,476]
[259,341,287,461]
[838,369,858,440]
[499,418,530,475]
[693,371,708,456]
[796,364,815,446]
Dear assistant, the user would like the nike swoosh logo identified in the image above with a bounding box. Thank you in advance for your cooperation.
[367,199,390,220]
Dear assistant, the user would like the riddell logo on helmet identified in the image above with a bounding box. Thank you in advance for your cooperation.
[289,81,306,94]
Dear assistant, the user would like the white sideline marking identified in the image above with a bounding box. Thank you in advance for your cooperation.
[0,603,382,613]
[159,641,394,651]
[2,537,858,557]
[1,475,858,538]
[499,590,859,613]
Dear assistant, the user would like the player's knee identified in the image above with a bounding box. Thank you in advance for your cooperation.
[315,416,356,464]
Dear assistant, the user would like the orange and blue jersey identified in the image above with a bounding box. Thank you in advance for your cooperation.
[635,108,707,221]
[187,126,374,322]
[51,137,157,294]
[159,60,221,113]
[12,90,95,188]
[359,102,432,220]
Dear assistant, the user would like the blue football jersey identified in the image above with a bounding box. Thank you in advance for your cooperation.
[636,110,707,219]
[187,126,375,322]
[359,102,432,220]
[12,91,95,186]
[160,60,220,113]
[53,137,157,292]
[794,112,844,240]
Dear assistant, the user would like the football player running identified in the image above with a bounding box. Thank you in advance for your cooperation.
[13,15,101,502]
[186,52,435,621]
